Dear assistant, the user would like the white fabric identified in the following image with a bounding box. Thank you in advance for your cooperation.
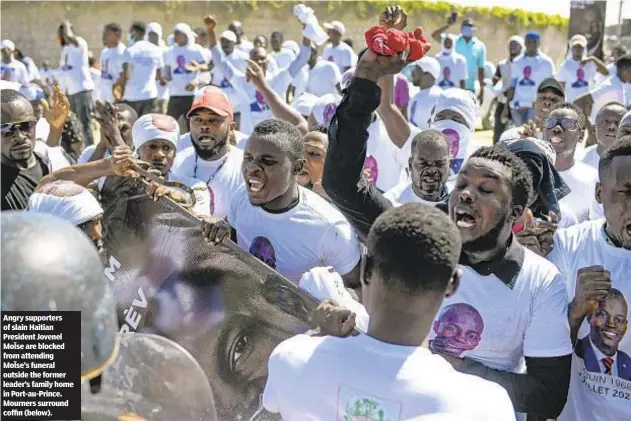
[235,39,254,54]
[228,185,361,282]
[171,145,243,219]
[282,40,300,56]
[322,42,356,72]
[294,92,318,116]
[407,85,442,130]
[558,161,599,222]
[262,333,516,421]
[589,75,631,124]
[99,43,128,103]
[33,140,71,171]
[271,48,296,71]
[90,67,101,102]
[581,144,600,170]
[34,118,50,142]
[1,59,30,86]
[431,88,479,131]
[173,23,196,46]
[164,43,206,96]
[548,220,631,421]
[1,39,15,50]
[210,48,249,113]
[364,118,411,192]
[384,181,447,207]
[508,35,525,49]
[311,93,341,126]
[510,53,556,109]
[122,40,164,101]
[132,113,179,150]
[147,24,170,101]
[146,22,163,39]
[27,184,103,226]
[588,199,604,221]
[295,4,329,46]
[22,56,39,82]
[59,36,94,95]
[220,30,237,43]
[298,266,369,332]
[410,56,441,81]
[558,59,597,102]
[78,144,109,164]
[435,52,468,88]
[304,60,342,96]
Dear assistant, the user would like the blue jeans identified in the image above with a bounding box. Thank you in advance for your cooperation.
[510,107,534,127]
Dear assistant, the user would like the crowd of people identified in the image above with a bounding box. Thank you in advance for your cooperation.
[2,3,631,421]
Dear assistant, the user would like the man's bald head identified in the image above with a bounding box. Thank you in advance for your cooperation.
[1,89,35,124]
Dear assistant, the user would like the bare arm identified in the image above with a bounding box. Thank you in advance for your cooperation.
[61,21,79,47]
[376,75,410,148]
[573,92,594,126]
[286,40,311,79]
[39,158,114,188]
[431,22,453,43]
[584,56,609,76]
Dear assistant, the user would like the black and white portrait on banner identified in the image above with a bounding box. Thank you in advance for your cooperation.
[569,0,607,60]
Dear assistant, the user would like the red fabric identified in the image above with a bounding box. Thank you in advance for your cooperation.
[364,26,431,62]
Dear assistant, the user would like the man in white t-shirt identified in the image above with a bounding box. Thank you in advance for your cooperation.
[435,34,467,89]
[164,23,207,131]
[146,22,170,114]
[270,31,296,70]
[122,21,166,117]
[228,21,254,54]
[205,14,310,135]
[171,86,244,219]
[405,57,442,130]
[507,31,555,127]
[260,204,515,421]
[57,20,95,147]
[201,119,361,283]
[547,137,631,421]
[295,45,342,98]
[1,40,30,88]
[322,21,357,73]
[543,102,599,222]
[99,23,128,104]
[558,35,609,103]
[582,102,627,170]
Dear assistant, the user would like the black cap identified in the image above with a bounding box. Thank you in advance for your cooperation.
[537,77,564,97]
[616,53,631,64]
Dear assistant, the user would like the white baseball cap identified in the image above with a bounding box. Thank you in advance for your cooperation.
[220,30,237,43]
[146,22,163,39]
[132,114,180,150]
[323,21,346,36]
[1,39,15,51]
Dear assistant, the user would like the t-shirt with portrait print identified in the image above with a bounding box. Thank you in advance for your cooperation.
[262,333,516,421]
[170,145,243,219]
[510,53,555,109]
[548,220,631,421]
[435,52,468,89]
[227,185,361,282]
[558,59,597,102]
[99,43,128,103]
[164,44,207,97]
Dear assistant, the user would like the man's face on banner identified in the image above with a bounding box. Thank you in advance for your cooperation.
[582,8,603,48]
[589,290,628,357]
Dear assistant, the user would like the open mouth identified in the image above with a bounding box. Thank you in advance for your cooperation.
[455,208,477,229]
[11,144,31,153]
[602,330,620,342]
[549,136,565,145]
[246,177,265,194]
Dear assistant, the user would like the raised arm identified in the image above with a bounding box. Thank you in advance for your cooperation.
[431,14,457,43]
[60,20,79,47]
[376,74,411,148]
[582,56,609,76]
[204,15,243,82]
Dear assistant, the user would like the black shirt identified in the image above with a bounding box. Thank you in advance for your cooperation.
[1,155,49,211]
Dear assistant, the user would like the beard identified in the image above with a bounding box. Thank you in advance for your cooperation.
[191,134,228,161]
[462,211,511,253]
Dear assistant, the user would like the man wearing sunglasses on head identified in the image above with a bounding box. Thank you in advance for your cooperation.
[1,89,68,210]
[542,102,598,222]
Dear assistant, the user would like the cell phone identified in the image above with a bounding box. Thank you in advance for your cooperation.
[451,11,458,22]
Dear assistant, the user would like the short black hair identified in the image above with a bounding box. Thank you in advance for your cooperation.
[599,135,631,179]
[251,119,303,161]
[616,55,631,74]
[312,124,328,135]
[411,130,449,153]
[597,101,627,118]
[1,88,27,104]
[114,103,138,125]
[469,146,533,209]
[366,203,461,294]
[104,23,122,35]
[61,111,85,151]
[130,21,147,36]
[343,38,354,49]
[550,101,586,131]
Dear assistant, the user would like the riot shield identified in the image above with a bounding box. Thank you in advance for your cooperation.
[99,177,318,420]
[80,333,217,421]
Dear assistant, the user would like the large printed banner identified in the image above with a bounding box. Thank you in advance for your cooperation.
[97,178,317,420]
[569,0,607,60]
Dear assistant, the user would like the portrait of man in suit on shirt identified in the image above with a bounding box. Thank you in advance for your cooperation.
[575,288,631,380]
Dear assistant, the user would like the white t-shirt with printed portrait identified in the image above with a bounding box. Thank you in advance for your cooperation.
[510,53,555,109]
[0,59,30,87]
[99,43,128,103]
[59,36,94,95]
[435,52,468,89]
[558,59,597,102]
[122,40,164,101]
[211,48,249,113]
[407,85,442,130]
[227,185,362,282]
[548,220,631,421]
[322,42,356,72]
[262,333,516,421]
[558,161,599,223]
[170,145,243,219]
[588,75,631,124]
[164,44,206,97]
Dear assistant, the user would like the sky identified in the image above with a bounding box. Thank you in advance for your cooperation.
[434,0,631,26]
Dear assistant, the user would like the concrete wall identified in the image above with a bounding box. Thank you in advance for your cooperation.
[1,1,569,67]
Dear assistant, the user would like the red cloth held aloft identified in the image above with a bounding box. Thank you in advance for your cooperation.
[365,26,432,62]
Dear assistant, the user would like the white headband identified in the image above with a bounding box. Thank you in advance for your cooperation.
[28,185,103,226]
[431,88,479,130]
[132,114,180,150]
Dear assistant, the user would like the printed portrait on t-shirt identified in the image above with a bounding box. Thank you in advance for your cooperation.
[518,65,535,86]
[1,66,13,80]
[337,385,402,421]
[208,185,215,216]
[439,128,464,174]
[250,90,270,112]
[362,155,379,186]
[571,67,589,88]
[220,77,232,88]
[575,288,630,380]
[322,102,337,125]
[439,66,455,88]
[328,56,335,62]
[249,236,277,269]
[173,54,190,74]
[429,303,485,357]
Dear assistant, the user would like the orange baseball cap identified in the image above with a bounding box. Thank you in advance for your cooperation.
[187,86,234,119]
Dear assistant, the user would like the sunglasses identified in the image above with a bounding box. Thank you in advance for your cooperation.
[543,117,578,131]
[1,120,36,136]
